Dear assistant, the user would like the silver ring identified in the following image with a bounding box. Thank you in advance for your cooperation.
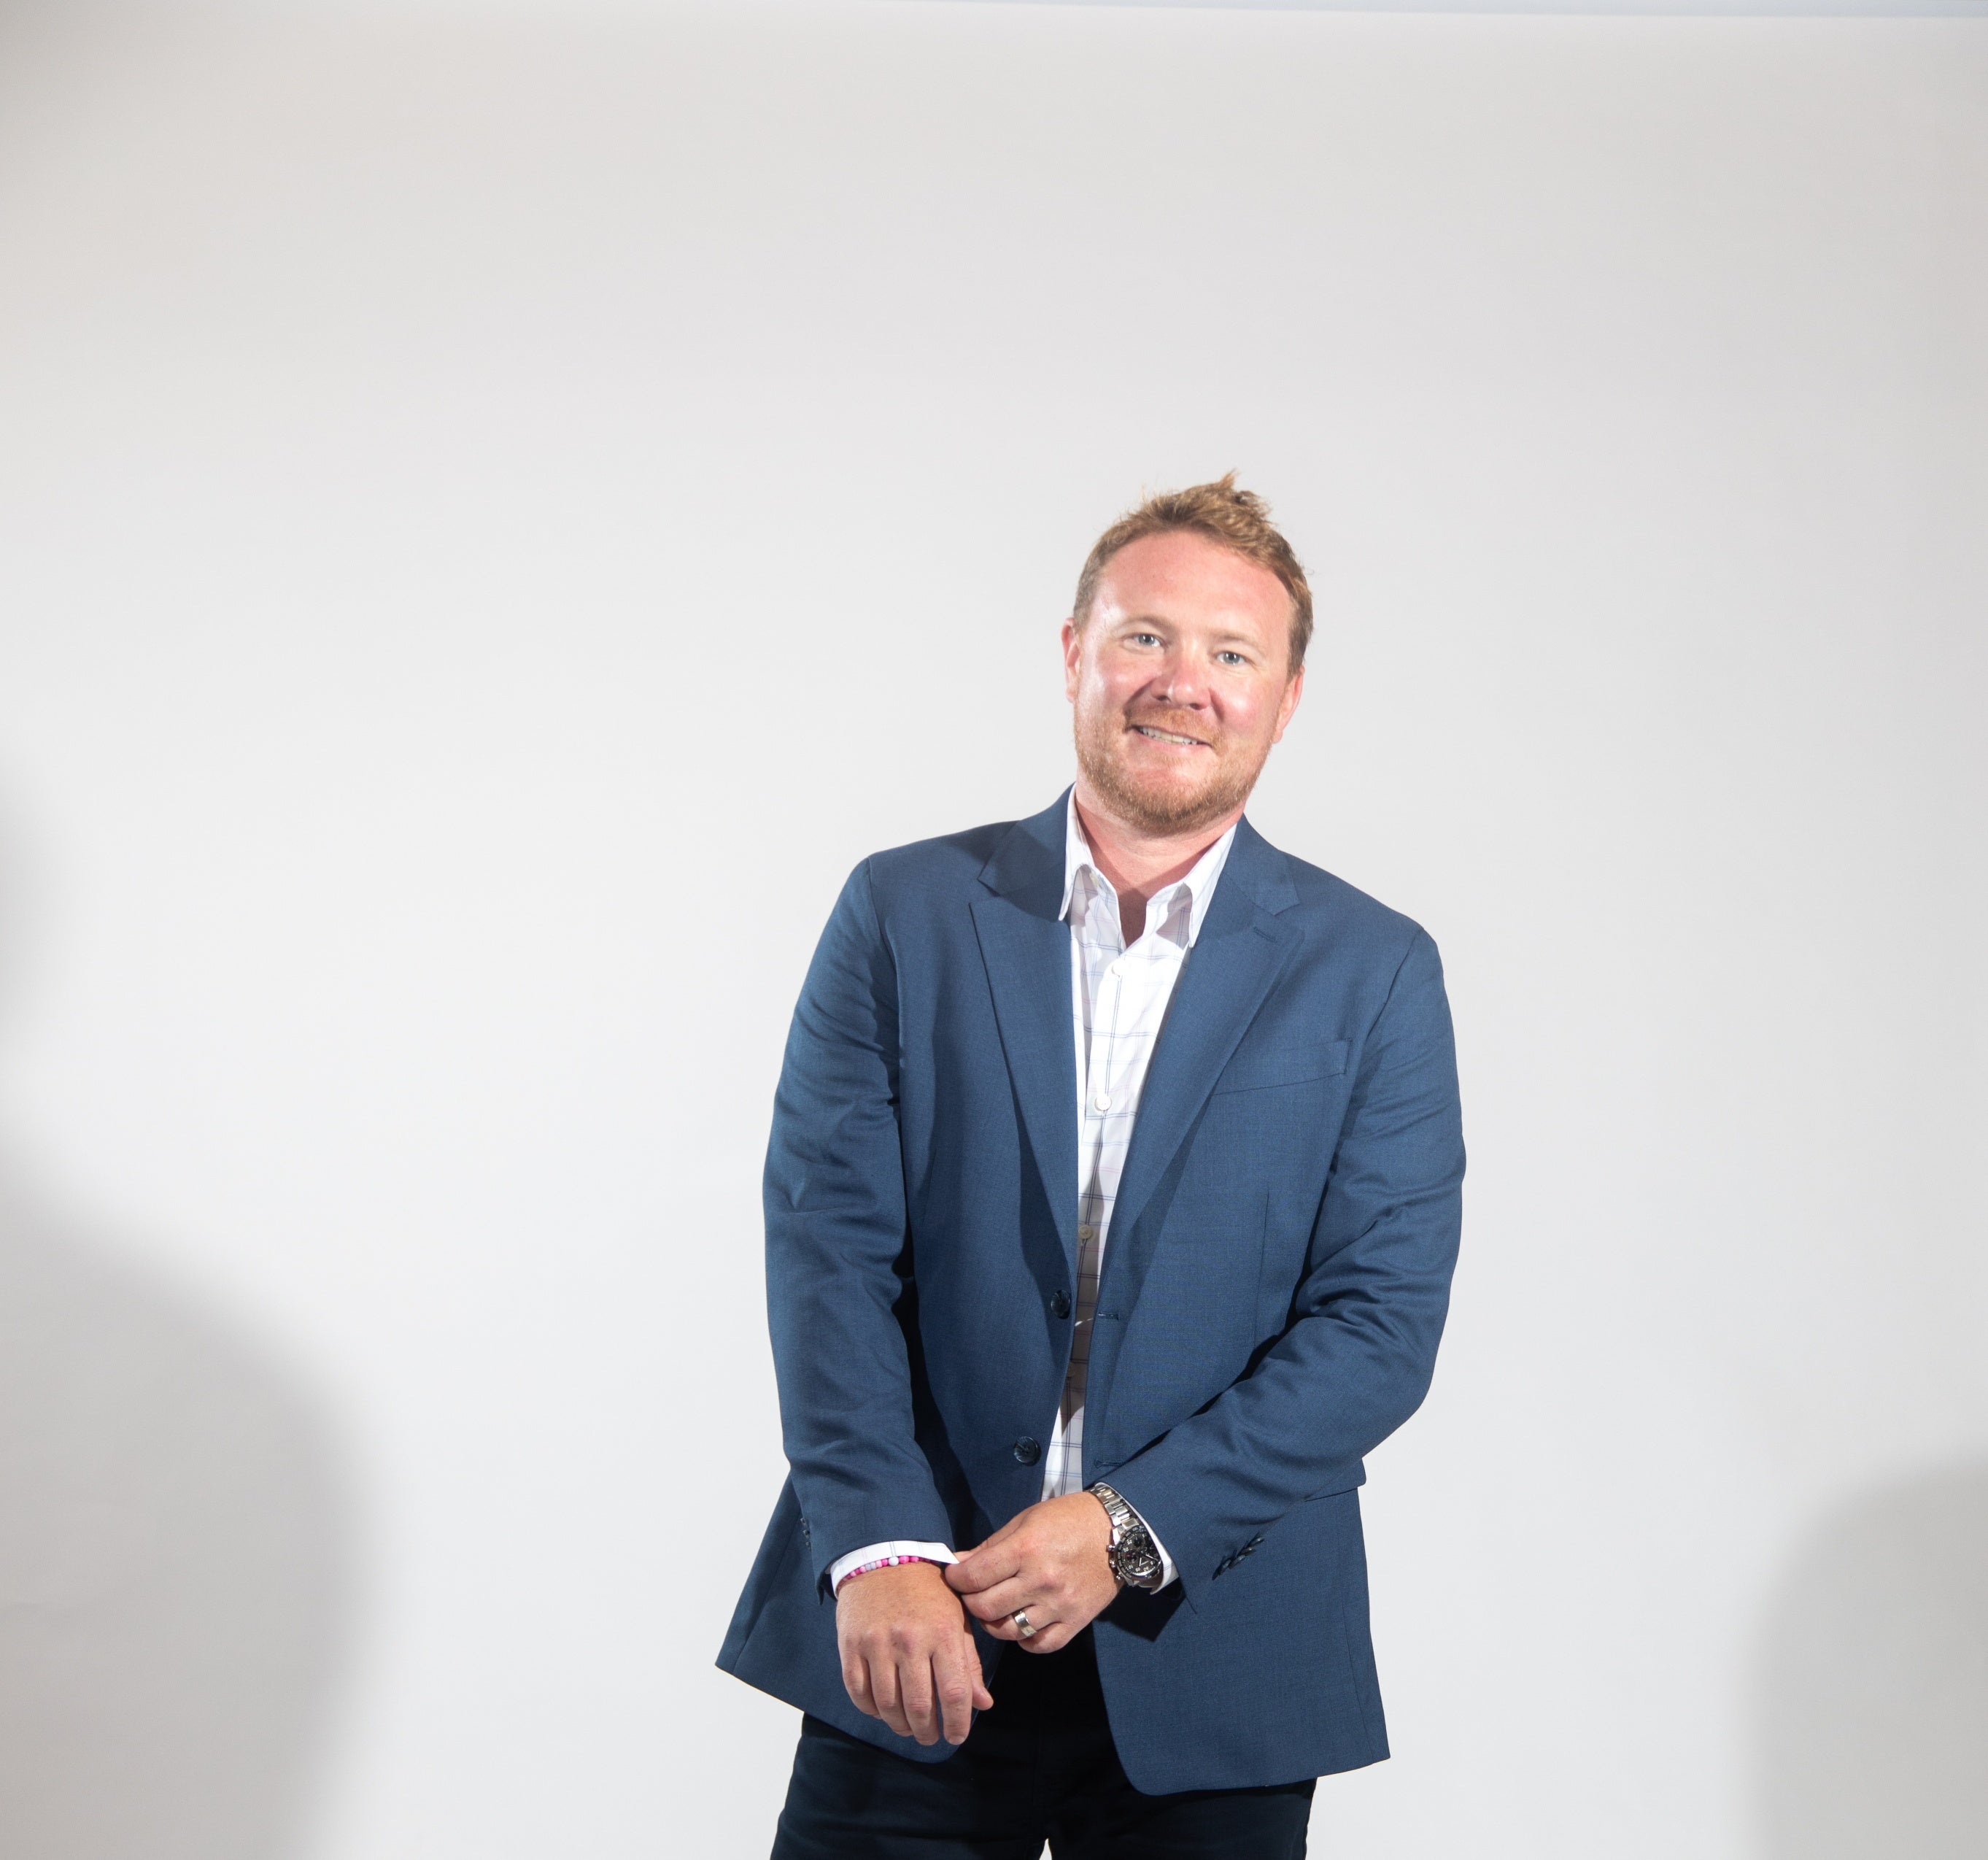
[1011,1610,1036,1639]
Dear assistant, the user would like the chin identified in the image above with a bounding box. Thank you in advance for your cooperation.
[1128,774,1214,814]
[1077,721,1257,832]
[1110,773,1237,833]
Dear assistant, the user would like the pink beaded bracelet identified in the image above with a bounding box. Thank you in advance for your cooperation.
[835,1554,935,1589]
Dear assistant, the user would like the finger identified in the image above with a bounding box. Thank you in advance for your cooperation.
[935,1638,980,1746]
[1018,1619,1075,1655]
[988,1605,1059,1645]
[947,1546,1026,1596]
[948,1515,1029,1586]
[900,1651,939,1747]
[843,1654,877,1720]
[958,1575,1037,1625]
[869,1654,913,1740]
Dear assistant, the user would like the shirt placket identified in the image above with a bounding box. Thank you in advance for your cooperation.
[1053,875,1191,1499]
[1057,879,1118,1494]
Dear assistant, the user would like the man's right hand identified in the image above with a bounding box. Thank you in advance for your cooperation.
[835,1560,994,1747]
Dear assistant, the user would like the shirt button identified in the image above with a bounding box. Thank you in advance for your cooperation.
[1094,1092,1112,1111]
[1013,1436,1042,1466]
[1078,1223,1094,1241]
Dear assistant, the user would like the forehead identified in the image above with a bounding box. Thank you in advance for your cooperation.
[1090,530,1290,641]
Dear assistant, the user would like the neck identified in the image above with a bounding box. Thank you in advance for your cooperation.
[1070,781,1241,917]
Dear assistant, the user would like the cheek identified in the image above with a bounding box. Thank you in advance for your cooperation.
[1081,664,1142,714]
[1216,689,1273,741]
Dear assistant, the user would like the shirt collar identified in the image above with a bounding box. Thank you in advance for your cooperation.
[1059,790,1238,949]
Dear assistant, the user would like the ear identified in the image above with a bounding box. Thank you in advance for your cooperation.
[1061,618,1084,703]
[1269,663,1305,744]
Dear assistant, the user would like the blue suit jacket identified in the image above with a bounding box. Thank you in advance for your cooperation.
[717,792,1464,1792]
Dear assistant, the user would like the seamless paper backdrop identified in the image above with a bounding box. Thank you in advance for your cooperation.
[0,4,1984,1856]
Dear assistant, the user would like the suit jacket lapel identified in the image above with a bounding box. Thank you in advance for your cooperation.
[1096,819,1300,1307]
[971,795,1079,1278]
[967,802,1302,1295]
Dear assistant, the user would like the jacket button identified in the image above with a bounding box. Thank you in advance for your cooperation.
[1013,1436,1041,1466]
[1049,1290,1071,1319]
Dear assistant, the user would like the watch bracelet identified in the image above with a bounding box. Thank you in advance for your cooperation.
[1089,1482,1162,1588]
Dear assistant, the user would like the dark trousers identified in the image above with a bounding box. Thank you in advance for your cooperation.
[770,1631,1314,1859]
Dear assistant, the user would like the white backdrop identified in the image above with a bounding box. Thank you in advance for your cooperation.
[0,4,1983,1856]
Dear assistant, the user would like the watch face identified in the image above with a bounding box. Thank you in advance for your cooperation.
[1115,1539,1163,1586]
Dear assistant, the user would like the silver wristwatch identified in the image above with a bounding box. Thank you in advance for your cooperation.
[1089,1483,1164,1591]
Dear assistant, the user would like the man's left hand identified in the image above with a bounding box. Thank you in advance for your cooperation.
[945,1492,1119,1654]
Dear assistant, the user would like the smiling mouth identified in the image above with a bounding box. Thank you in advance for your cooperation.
[1133,725,1210,749]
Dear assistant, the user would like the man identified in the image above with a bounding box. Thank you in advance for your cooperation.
[718,476,1464,1857]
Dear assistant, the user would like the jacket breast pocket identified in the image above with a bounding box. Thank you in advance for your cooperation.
[1212,1038,1349,1096]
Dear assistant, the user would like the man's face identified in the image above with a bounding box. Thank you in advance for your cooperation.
[1064,530,1305,836]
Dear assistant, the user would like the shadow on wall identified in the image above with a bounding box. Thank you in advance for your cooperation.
[1753,1462,1988,1860]
[0,833,355,1858]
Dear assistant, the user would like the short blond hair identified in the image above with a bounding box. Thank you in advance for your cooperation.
[1072,473,1312,674]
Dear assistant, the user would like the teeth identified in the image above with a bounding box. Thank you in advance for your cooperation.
[1137,726,1203,747]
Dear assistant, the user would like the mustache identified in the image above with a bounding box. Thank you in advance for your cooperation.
[1126,709,1216,746]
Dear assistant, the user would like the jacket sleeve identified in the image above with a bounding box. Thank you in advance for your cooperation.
[764,860,956,1591]
[1102,927,1465,1603]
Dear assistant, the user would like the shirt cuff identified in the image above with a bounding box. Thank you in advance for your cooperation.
[1130,1504,1179,1590]
[829,1539,958,1593]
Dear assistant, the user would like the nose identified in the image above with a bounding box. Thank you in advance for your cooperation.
[1155,649,1210,709]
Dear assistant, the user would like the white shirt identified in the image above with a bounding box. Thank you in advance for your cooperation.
[827,795,1237,1593]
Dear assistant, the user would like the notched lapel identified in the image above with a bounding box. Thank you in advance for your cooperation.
[1096,825,1300,1311]
[970,803,1079,1276]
